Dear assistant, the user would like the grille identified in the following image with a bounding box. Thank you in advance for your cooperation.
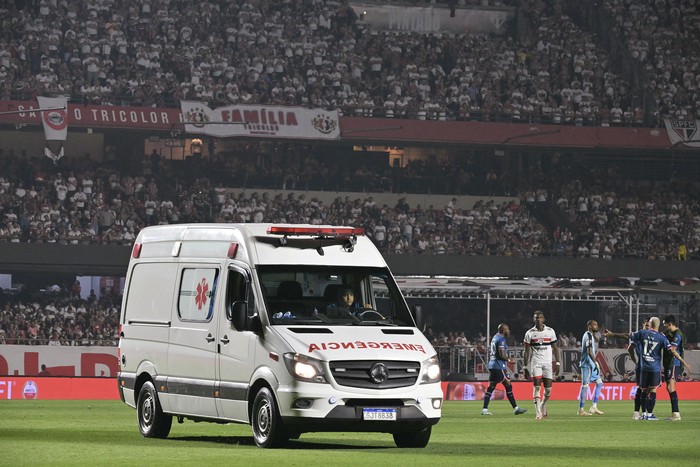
[329,360,420,389]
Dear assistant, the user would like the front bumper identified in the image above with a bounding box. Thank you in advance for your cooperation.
[282,404,440,434]
[275,381,442,434]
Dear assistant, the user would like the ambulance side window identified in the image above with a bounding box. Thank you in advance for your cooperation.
[370,273,393,317]
[178,268,218,322]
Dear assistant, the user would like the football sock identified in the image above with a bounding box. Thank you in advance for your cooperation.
[505,386,517,408]
[533,385,542,414]
[670,391,679,413]
[645,392,657,414]
[483,387,494,410]
[543,386,551,405]
[593,381,603,403]
[634,388,642,412]
[578,385,587,409]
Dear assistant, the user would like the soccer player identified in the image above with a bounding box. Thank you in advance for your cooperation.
[662,315,685,421]
[606,317,650,419]
[523,310,560,420]
[629,317,690,420]
[578,320,604,416]
[481,323,528,416]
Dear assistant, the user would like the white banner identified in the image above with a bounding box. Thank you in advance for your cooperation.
[0,345,118,377]
[37,96,68,141]
[349,2,514,36]
[664,117,700,147]
[180,101,340,140]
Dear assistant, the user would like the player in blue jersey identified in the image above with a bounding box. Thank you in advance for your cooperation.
[606,317,650,419]
[578,320,604,416]
[629,317,690,420]
[662,315,685,421]
[481,323,528,416]
[629,318,650,419]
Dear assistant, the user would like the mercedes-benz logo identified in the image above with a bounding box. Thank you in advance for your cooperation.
[369,362,389,384]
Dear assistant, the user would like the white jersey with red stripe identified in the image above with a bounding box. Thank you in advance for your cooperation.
[523,325,558,365]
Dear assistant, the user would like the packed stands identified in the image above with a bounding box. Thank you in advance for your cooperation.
[0,285,120,346]
[1,145,698,260]
[599,0,700,122]
[2,0,686,125]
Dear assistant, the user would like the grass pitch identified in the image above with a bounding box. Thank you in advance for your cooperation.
[1,400,698,466]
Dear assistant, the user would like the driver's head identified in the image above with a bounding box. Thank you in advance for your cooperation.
[337,287,354,307]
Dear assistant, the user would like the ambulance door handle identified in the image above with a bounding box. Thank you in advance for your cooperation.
[205,334,215,343]
[220,336,230,345]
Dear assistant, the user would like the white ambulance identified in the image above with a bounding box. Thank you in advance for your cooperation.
[117,224,442,448]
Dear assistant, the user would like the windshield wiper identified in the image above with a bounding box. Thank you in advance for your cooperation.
[355,320,398,326]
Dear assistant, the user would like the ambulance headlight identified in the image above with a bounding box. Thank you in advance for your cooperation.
[284,353,327,383]
[421,355,441,384]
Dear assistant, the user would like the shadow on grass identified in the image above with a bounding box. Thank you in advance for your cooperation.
[169,436,388,450]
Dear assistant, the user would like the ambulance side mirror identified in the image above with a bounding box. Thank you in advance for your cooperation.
[230,301,262,334]
[413,304,425,331]
[230,301,248,331]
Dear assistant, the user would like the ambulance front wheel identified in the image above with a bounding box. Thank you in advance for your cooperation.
[393,425,432,448]
[137,380,172,439]
[251,387,289,448]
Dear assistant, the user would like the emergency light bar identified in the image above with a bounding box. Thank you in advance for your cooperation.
[267,226,365,236]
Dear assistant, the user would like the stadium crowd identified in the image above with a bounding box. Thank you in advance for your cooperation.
[601,0,700,122]
[0,148,551,256]
[1,146,698,260]
[4,0,696,125]
[549,180,698,261]
[0,284,121,346]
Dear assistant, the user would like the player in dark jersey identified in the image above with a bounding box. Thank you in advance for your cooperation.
[662,315,685,421]
[629,317,690,420]
[606,317,649,419]
[481,323,527,416]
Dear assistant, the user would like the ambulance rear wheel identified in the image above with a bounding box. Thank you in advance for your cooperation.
[137,381,172,438]
[251,387,289,448]
[393,425,431,448]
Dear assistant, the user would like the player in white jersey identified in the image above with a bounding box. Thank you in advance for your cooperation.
[523,310,560,420]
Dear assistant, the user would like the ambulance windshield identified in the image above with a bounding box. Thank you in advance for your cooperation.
[257,266,415,326]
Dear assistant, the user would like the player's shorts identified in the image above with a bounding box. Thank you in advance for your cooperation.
[530,361,554,380]
[663,365,682,382]
[581,365,601,385]
[639,370,661,389]
[488,368,510,384]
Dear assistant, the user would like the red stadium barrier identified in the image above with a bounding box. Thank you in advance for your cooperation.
[3,377,700,401]
[0,377,118,400]
[443,381,700,401]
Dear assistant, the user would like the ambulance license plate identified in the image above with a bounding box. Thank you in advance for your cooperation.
[362,408,396,421]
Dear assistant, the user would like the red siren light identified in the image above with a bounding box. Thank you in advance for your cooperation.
[227,242,239,259]
[267,226,364,236]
